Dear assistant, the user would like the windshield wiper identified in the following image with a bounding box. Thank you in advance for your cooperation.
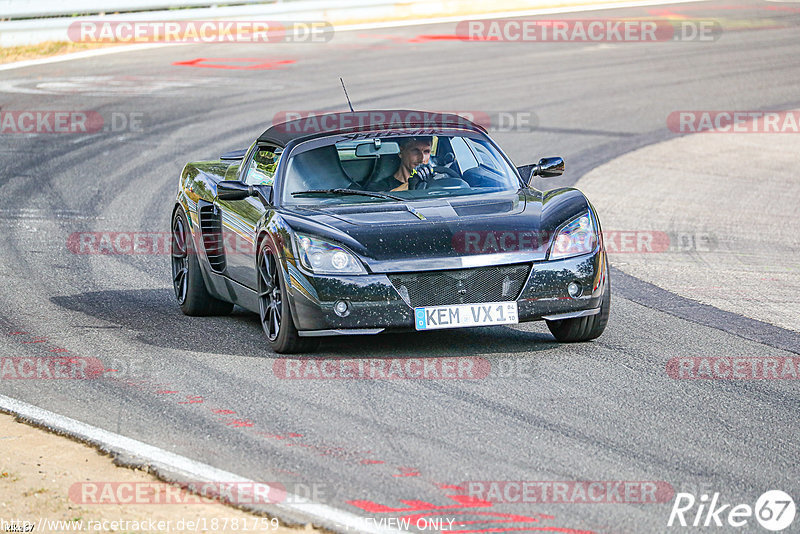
[291,189,405,201]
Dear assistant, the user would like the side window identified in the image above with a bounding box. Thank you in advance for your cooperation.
[466,139,503,173]
[244,146,281,186]
[450,137,478,172]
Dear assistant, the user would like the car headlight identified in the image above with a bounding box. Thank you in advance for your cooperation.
[549,212,598,260]
[295,233,366,274]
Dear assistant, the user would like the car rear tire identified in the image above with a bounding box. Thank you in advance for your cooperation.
[171,207,234,316]
[257,240,320,354]
[546,271,610,342]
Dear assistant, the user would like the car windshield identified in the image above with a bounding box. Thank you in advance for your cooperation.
[281,133,521,206]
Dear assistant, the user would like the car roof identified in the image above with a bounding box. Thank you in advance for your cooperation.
[257,110,487,146]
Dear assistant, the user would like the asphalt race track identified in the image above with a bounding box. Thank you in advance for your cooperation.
[1,1,799,532]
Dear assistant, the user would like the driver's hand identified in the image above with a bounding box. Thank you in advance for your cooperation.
[408,163,434,189]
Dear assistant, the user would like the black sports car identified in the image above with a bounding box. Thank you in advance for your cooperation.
[171,111,610,353]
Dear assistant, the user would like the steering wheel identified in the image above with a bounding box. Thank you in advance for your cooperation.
[433,166,461,179]
[412,166,462,189]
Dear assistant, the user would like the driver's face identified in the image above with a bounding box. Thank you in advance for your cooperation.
[399,140,432,171]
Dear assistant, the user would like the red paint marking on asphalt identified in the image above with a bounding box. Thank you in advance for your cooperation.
[226,419,255,428]
[408,34,464,42]
[351,494,493,513]
[255,433,308,442]
[451,527,595,533]
[393,467,421,477]
[646,8,690,18]
[172,58,296,70]
[357,33,498,44]
[7,331,75,356]
[437,484,466,491]
[348,489,596,534]
[106,375,393,469]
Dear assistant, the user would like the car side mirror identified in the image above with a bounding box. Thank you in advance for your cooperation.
[217,180,252,200]
[536,157,564,177]
[217,180,273,206]
[520,157,564,186]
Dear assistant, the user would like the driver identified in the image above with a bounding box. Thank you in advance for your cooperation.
[386,136,433,191]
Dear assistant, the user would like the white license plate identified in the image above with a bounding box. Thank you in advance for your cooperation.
[414,301,518,331]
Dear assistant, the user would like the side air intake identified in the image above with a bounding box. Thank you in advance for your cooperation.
[198,201,226,272]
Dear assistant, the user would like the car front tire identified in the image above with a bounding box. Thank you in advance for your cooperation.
[257,239,320,354]
[546,270,610,342]
[171,207,234,316]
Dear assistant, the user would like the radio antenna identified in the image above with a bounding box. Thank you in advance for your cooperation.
[340,78,355,112]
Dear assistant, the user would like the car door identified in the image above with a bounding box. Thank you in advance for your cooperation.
[218,144,281,289]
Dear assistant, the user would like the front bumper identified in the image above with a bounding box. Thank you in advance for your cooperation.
[285,249,607,335]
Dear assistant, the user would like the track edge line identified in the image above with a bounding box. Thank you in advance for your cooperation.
[0,394,399,534]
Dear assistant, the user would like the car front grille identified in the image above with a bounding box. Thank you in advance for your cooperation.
[388,264,531,308]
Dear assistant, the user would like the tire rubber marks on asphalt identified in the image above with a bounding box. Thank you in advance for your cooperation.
[146,390,254,427]
[0,76,239,96]
[5,328,593,531]
[2,331,107,379]
[114,375,385,464]
[7,330,70,354]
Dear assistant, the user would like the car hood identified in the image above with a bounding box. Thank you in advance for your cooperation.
[281,189,590,272]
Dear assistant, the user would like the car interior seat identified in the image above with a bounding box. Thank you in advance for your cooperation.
[289,145,356,192]
[340,158,378,187]
[362,154,401,191]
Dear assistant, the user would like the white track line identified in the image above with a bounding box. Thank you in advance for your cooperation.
[0,394,401,534]
[0,0,708,72]
[0,43,173,72]
[334,0,708,31]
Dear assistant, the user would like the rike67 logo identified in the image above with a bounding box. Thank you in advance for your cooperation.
[668,490,795,531]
